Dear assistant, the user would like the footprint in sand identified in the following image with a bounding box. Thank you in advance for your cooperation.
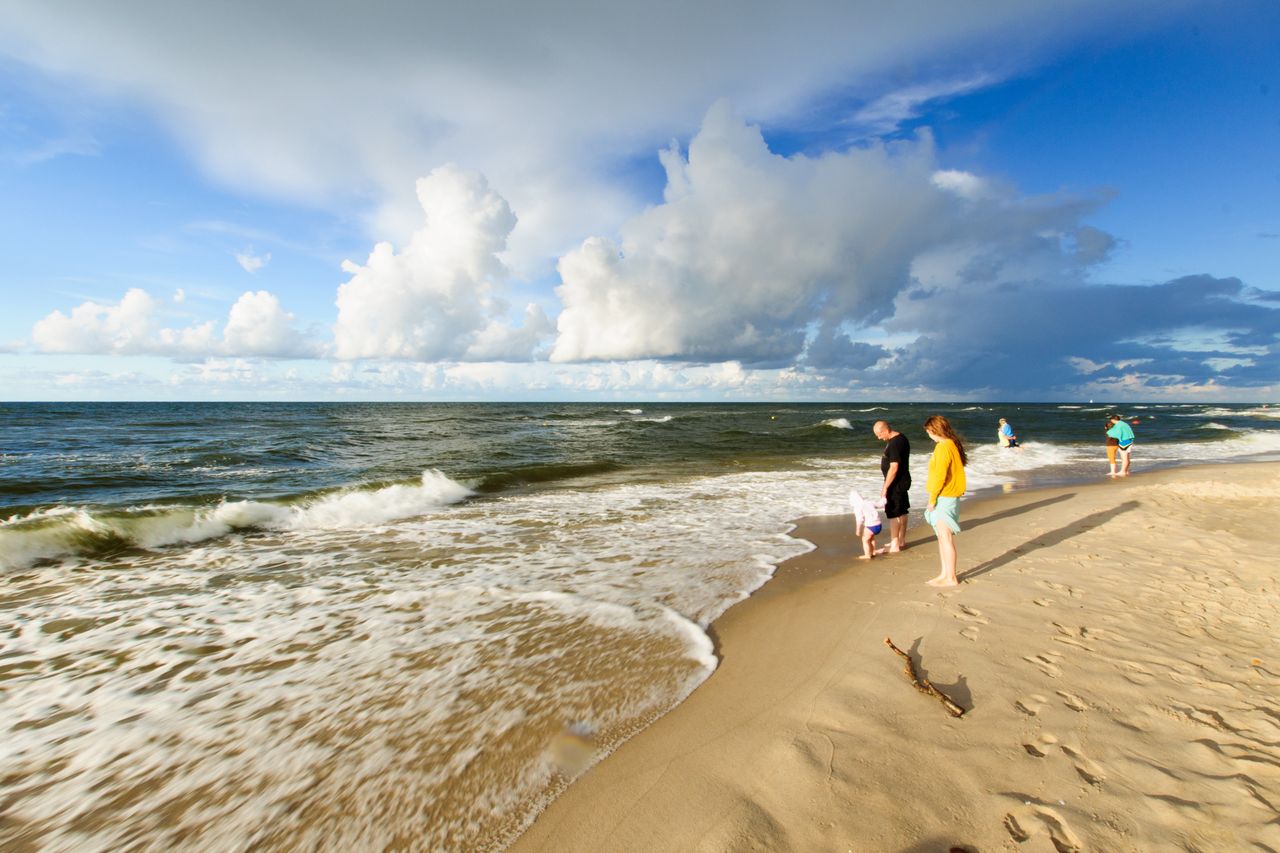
[1056,691,1089,712]
[1014,694,1049,716]
[1003,807,1082,852]
[1024,651,1065,678]
[1037,580,1084,600]
[1033,598,1055,607]
[1022,733,1059,758]
[1060,744,1106,786]
[955,605,990,624]
[1003,813,1031,842]
[960,626,981,642]
[1050,623,1094,650]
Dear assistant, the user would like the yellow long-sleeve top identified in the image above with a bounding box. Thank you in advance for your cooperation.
[926,438,966,501]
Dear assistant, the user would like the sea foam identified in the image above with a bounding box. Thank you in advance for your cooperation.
[0,470,473,569]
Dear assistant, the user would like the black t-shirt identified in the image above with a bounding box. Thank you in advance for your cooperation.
[881,433,911,491]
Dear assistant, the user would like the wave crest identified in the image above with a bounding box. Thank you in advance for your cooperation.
[0,470,472,569]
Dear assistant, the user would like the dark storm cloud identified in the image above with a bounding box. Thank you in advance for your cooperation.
[876,274,1280,394]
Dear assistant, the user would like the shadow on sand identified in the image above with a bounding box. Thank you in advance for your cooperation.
[959,500,1140,582]
[908,492,1077,548]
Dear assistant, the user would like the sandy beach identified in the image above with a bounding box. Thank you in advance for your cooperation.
[513,461,1280,852]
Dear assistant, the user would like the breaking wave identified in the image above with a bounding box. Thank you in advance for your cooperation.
[0,470,472,569]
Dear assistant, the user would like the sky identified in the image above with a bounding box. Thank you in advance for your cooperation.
[0,0,1277,402]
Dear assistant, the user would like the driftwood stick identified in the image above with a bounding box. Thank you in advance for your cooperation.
[884,637,965,718]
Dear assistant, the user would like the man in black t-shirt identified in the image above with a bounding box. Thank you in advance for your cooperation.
[873,420,911,553]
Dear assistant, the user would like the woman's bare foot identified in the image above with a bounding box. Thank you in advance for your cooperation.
[857,555,873,561]
[926,576,959,587]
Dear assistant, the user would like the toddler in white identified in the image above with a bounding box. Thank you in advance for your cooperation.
[849,488,884,560]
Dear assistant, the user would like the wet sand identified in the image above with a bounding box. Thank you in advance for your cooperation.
[513,461,1280,851]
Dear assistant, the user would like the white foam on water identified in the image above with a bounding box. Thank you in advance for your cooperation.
[819,418,853,429]
[1201,422,1233,430]
[1175,406,1280,420]
[6,435,1277,848]
[640,415,674,423]
[619,408,643,415]
[0,470,473,570]
[557,418,621,428]
[3,457,900,849]
[966,440,1086,475]
[1133,428,1280,462]
[1237,406,1280,419]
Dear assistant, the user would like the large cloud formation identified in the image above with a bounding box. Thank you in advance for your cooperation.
[553,102,951,363]
[332,165,551,362]
[0,0,1184,272]
[552,104,1101,365]
[550,104,1278,395]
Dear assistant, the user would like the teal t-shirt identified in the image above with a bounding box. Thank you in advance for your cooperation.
[1107,421,1135,446]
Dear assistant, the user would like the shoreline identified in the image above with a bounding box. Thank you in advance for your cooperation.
[512,461,1280,851]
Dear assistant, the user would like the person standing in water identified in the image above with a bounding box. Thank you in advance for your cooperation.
[923,415,967,588]
[997,417,1019,448]
[1106,414,1135,476]
[872,420,910,553]
[1104,420,1121,476]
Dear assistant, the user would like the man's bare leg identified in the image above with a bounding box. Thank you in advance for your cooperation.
[890,515,907,552]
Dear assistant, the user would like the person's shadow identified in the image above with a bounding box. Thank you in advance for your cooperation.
[909,493,1075,547]
[964,492,1075,531]
[960,500,1140,582]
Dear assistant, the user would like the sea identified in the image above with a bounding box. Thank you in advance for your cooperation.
[3,401,1279,850]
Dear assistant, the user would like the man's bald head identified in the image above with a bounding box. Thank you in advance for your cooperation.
[873,421,893,439]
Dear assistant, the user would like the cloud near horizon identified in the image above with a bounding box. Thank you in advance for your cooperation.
[18,100,1280,399]
[32,288,318,359]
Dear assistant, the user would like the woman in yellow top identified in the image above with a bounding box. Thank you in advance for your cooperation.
[923,415,967,588]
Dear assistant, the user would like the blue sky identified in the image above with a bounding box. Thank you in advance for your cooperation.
[0,0,1276,401]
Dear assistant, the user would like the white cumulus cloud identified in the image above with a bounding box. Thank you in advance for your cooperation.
[551,102,957,364]
[333,164,550,362]
[549,101,1136,374]
[31,288,316,358]
[222,290,312,357]
[32,288,160,354]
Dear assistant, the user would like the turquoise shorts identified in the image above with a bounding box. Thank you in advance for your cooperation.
[925,496,961,534]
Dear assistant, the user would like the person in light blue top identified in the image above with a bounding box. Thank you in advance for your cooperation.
[997,418,1019,449]
[1106,415,1135,476]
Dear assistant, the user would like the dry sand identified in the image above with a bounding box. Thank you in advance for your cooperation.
[512,462,1280,852]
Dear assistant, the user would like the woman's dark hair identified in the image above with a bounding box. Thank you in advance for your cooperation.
[923,415,967,466]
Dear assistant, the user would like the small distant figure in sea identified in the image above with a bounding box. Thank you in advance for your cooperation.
[848,488,883,561]
[872,420,911,553]
[1106,414,1135,477]
[997,418,1020,449]
[923,415,967,587]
